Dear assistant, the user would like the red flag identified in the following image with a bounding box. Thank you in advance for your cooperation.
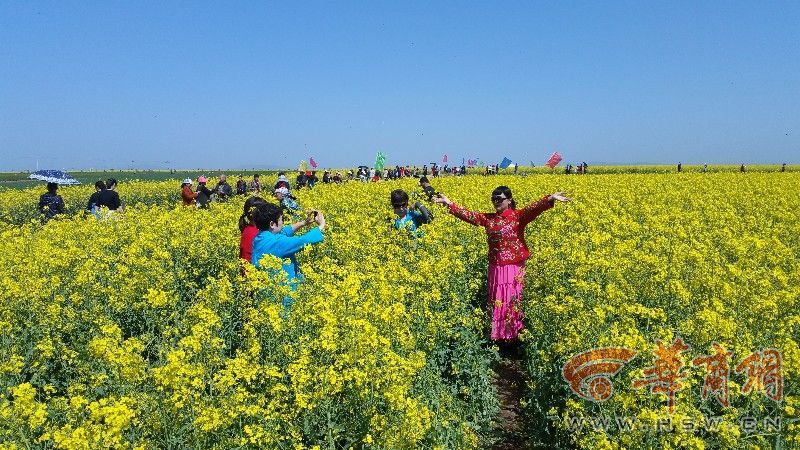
[309,157,318,168]
[442,154,448,163]
[545,152,563,168]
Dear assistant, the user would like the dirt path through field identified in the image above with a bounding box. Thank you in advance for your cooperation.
[492,357,529,449]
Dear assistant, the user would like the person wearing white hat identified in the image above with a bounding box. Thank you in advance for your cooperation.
[181,178,197,206]
[274,172,291,191]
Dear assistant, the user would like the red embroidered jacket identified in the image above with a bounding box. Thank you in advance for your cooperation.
[448,196,554,265]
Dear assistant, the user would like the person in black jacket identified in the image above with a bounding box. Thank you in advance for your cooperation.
[214,174,233,201]
[236,175,247,195]
[39,182,65,220]
[196,176,214,208]
[419,177,437,201]
[86,180,106,213]
[296,171,307,189]
[96,178,122,212]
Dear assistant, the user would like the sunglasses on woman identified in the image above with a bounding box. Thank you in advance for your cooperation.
[392,202,408,208]
[491,196,507,204]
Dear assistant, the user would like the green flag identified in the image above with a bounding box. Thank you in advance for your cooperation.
[375,151,386,171]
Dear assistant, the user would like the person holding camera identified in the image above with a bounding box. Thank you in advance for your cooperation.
[433,186,570,348]
[418,176,437,201]
[251,203,325,309]
[195,176,214,208]
[390,189,433,236]
[214,174,233,201]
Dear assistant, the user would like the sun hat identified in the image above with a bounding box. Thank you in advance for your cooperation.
[278,175,288,182]
[183,178,192,184]
[198,176,207,183]
[275,186,289,195]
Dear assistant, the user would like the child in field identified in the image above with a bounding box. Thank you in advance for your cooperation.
[390,189,433,235]
[274,186,301,218]
[251,203,325,308]
[434,186,570,349]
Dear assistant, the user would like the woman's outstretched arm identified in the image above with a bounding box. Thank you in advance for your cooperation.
[520,192,571,225]
[434,194,487,227]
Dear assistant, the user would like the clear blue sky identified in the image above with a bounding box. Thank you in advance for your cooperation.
[1,1,798,171]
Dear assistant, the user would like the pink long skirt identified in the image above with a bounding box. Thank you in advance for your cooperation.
[487,262,526,341]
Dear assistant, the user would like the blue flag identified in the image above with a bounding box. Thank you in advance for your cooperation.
[499,157,513,169]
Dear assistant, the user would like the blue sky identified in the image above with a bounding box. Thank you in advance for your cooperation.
[1,1,798,170]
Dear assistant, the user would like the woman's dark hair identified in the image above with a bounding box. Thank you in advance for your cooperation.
[46,182,58,193]
[106,178,117,189]
[94,180,106,190]
[390,189,409,206]
[252,202,283,231]
[492,185,516,209]
[239,196,268,231]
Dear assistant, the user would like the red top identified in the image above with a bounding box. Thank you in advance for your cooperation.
[448,196,554,265]
[181,186,197,206]
[240,225,259,262]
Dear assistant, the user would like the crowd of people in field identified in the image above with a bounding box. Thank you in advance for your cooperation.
[32,162,790,353]
[37,178,122,220]
[227,170,569,354]
[675,162,788,173]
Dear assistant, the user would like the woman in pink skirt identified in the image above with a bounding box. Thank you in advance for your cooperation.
[434,186,570,345]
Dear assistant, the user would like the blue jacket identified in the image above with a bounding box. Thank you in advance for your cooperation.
[282,197,301,212]
[394,210,425,233]
[251,225,324,288]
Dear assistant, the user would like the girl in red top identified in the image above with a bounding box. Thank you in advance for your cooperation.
[434,186,570,344]
[239,196,268,263]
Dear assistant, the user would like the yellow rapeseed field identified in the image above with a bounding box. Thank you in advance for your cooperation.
[0,171,797,449]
